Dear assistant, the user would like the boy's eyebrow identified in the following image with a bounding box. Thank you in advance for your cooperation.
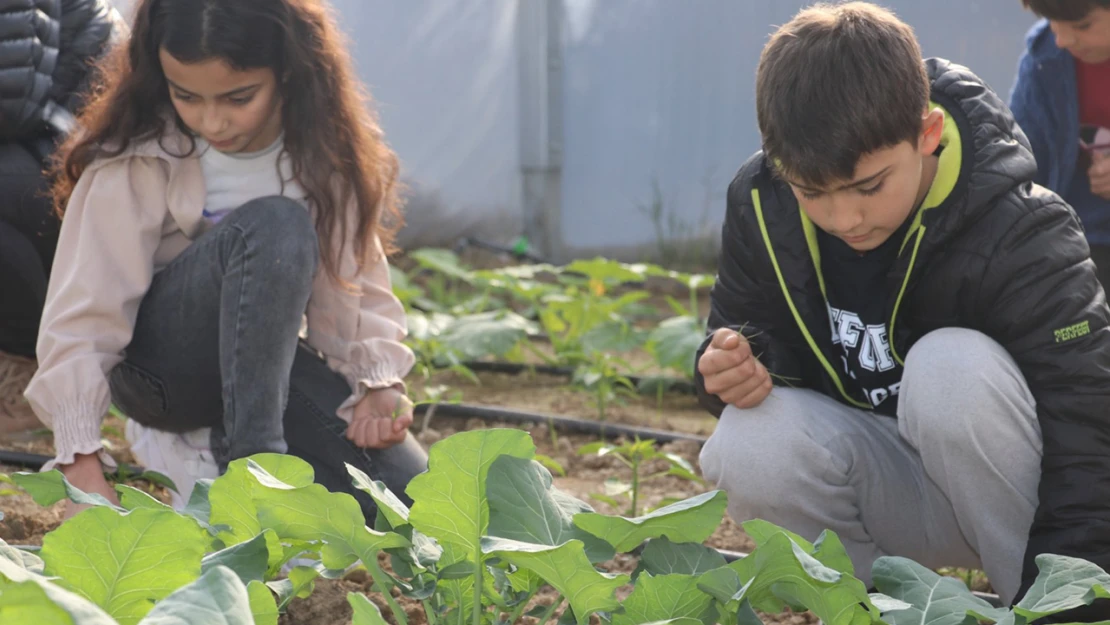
[790,166,893,192]
[166,80,261,98]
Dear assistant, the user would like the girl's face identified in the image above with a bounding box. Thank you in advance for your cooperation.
[159,49,284,154]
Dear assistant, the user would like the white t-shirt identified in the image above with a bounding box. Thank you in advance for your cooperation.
[198,134,308,225]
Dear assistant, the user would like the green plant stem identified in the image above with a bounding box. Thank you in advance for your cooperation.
[537,595,564,625]
[472,554,483,625]
[522,339,560,366]
[366,558,409,625]
[424,600,438,625]
[631,457,641,517]
[505,591,538,625]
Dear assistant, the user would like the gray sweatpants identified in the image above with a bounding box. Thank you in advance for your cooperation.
[699,328,1041,603]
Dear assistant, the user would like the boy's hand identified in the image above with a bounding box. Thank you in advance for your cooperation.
[347,387,414,449]
[60,452,120,519]
[698,328,773,409]
[1089,152,1110,200]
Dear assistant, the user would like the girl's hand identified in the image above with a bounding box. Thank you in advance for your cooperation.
[346,387,414,449]
[60,452,120,519]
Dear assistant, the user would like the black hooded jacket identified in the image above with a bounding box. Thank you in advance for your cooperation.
[695,58,1110,606]
[0,0,124,138]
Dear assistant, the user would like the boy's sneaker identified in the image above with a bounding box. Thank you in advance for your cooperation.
[0,351,41,436]
[125,420,219,510]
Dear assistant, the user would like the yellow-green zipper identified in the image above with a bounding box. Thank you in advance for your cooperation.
[751,188,871,410]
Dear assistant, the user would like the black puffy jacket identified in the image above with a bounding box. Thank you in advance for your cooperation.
[0,0,123,138]
[695,58,1110,608]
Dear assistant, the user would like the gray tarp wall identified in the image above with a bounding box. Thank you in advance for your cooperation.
[111,0,1036,264]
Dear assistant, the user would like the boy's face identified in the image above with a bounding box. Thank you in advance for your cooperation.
[1049,7,1110,64]
[784,110,945,253]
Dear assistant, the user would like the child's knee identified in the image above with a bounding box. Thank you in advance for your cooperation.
[700,393,838,519]
[901,328,1038,448]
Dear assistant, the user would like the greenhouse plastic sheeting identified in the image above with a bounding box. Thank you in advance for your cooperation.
[110,0,1035,261]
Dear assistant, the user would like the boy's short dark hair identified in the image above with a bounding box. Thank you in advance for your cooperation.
[756,2,930,188]
[1022,0,1110,21]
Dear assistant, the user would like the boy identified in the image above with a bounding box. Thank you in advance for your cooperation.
[1010,0,1110,290]
[696,1,1110,615]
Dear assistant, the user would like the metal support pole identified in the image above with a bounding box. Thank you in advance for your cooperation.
[518,0,565,261]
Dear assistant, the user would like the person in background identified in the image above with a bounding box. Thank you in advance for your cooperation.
[1011,0,1110,289]
[27,0,427,518]
[0,0,124,436]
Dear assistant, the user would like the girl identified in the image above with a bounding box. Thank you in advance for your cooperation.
[24,0,427,518]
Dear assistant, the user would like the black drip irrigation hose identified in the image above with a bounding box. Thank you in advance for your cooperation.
[1,402,706,471]
[460,361,698,395]
[0,450,54,470]
[413,402,709,445]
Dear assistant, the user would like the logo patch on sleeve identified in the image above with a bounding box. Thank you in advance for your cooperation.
[1054,320,1091,343]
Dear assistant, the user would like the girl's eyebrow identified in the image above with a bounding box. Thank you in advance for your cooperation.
[166,79,261,98]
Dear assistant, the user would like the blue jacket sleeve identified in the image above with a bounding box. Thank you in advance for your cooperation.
[1009,50,1054,190]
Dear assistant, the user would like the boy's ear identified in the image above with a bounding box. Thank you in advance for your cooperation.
[919,108,945,155]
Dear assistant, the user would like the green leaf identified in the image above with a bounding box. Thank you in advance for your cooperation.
[868,593,912,613]
[136,565,253,625]
[612,572,715,625]
[0,559,122,625]
[440,311,534,360]
[0,539,45,574]
[13,470,120,510]
[486,456,615,563]
[872,556,1007,625]
[696,567,750,605]
[534,454,567,477]
[564,258,646,283]
[115,485,171,511]
[208,454,313,548]
[639,538,727,577]
[247,581,278,625]
[581,321,645,354]
[573,490,727,552]
[410,248,474,283]
[244,460,409,571]
[137,471,178,494]
[0,579,77,625]
[182,479,214,526]
[1013,554,1110,622]
[201,532,270,585]
[733,533,879,625]
[647,316,704,376]
[741,521,856,577]
[42,506,210,625]
[266,566,321,610]
[481,537,628,622]
[349,592,390,625]
[742,519,814,551]
[577,442,614,456]
[588,494,623,509]
[406,429,535,564]
[347,465,410,528]
[438,561,477,580]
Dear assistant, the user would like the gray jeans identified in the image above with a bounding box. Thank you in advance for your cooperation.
[699,328,1041,603]
[107,196,427,519]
